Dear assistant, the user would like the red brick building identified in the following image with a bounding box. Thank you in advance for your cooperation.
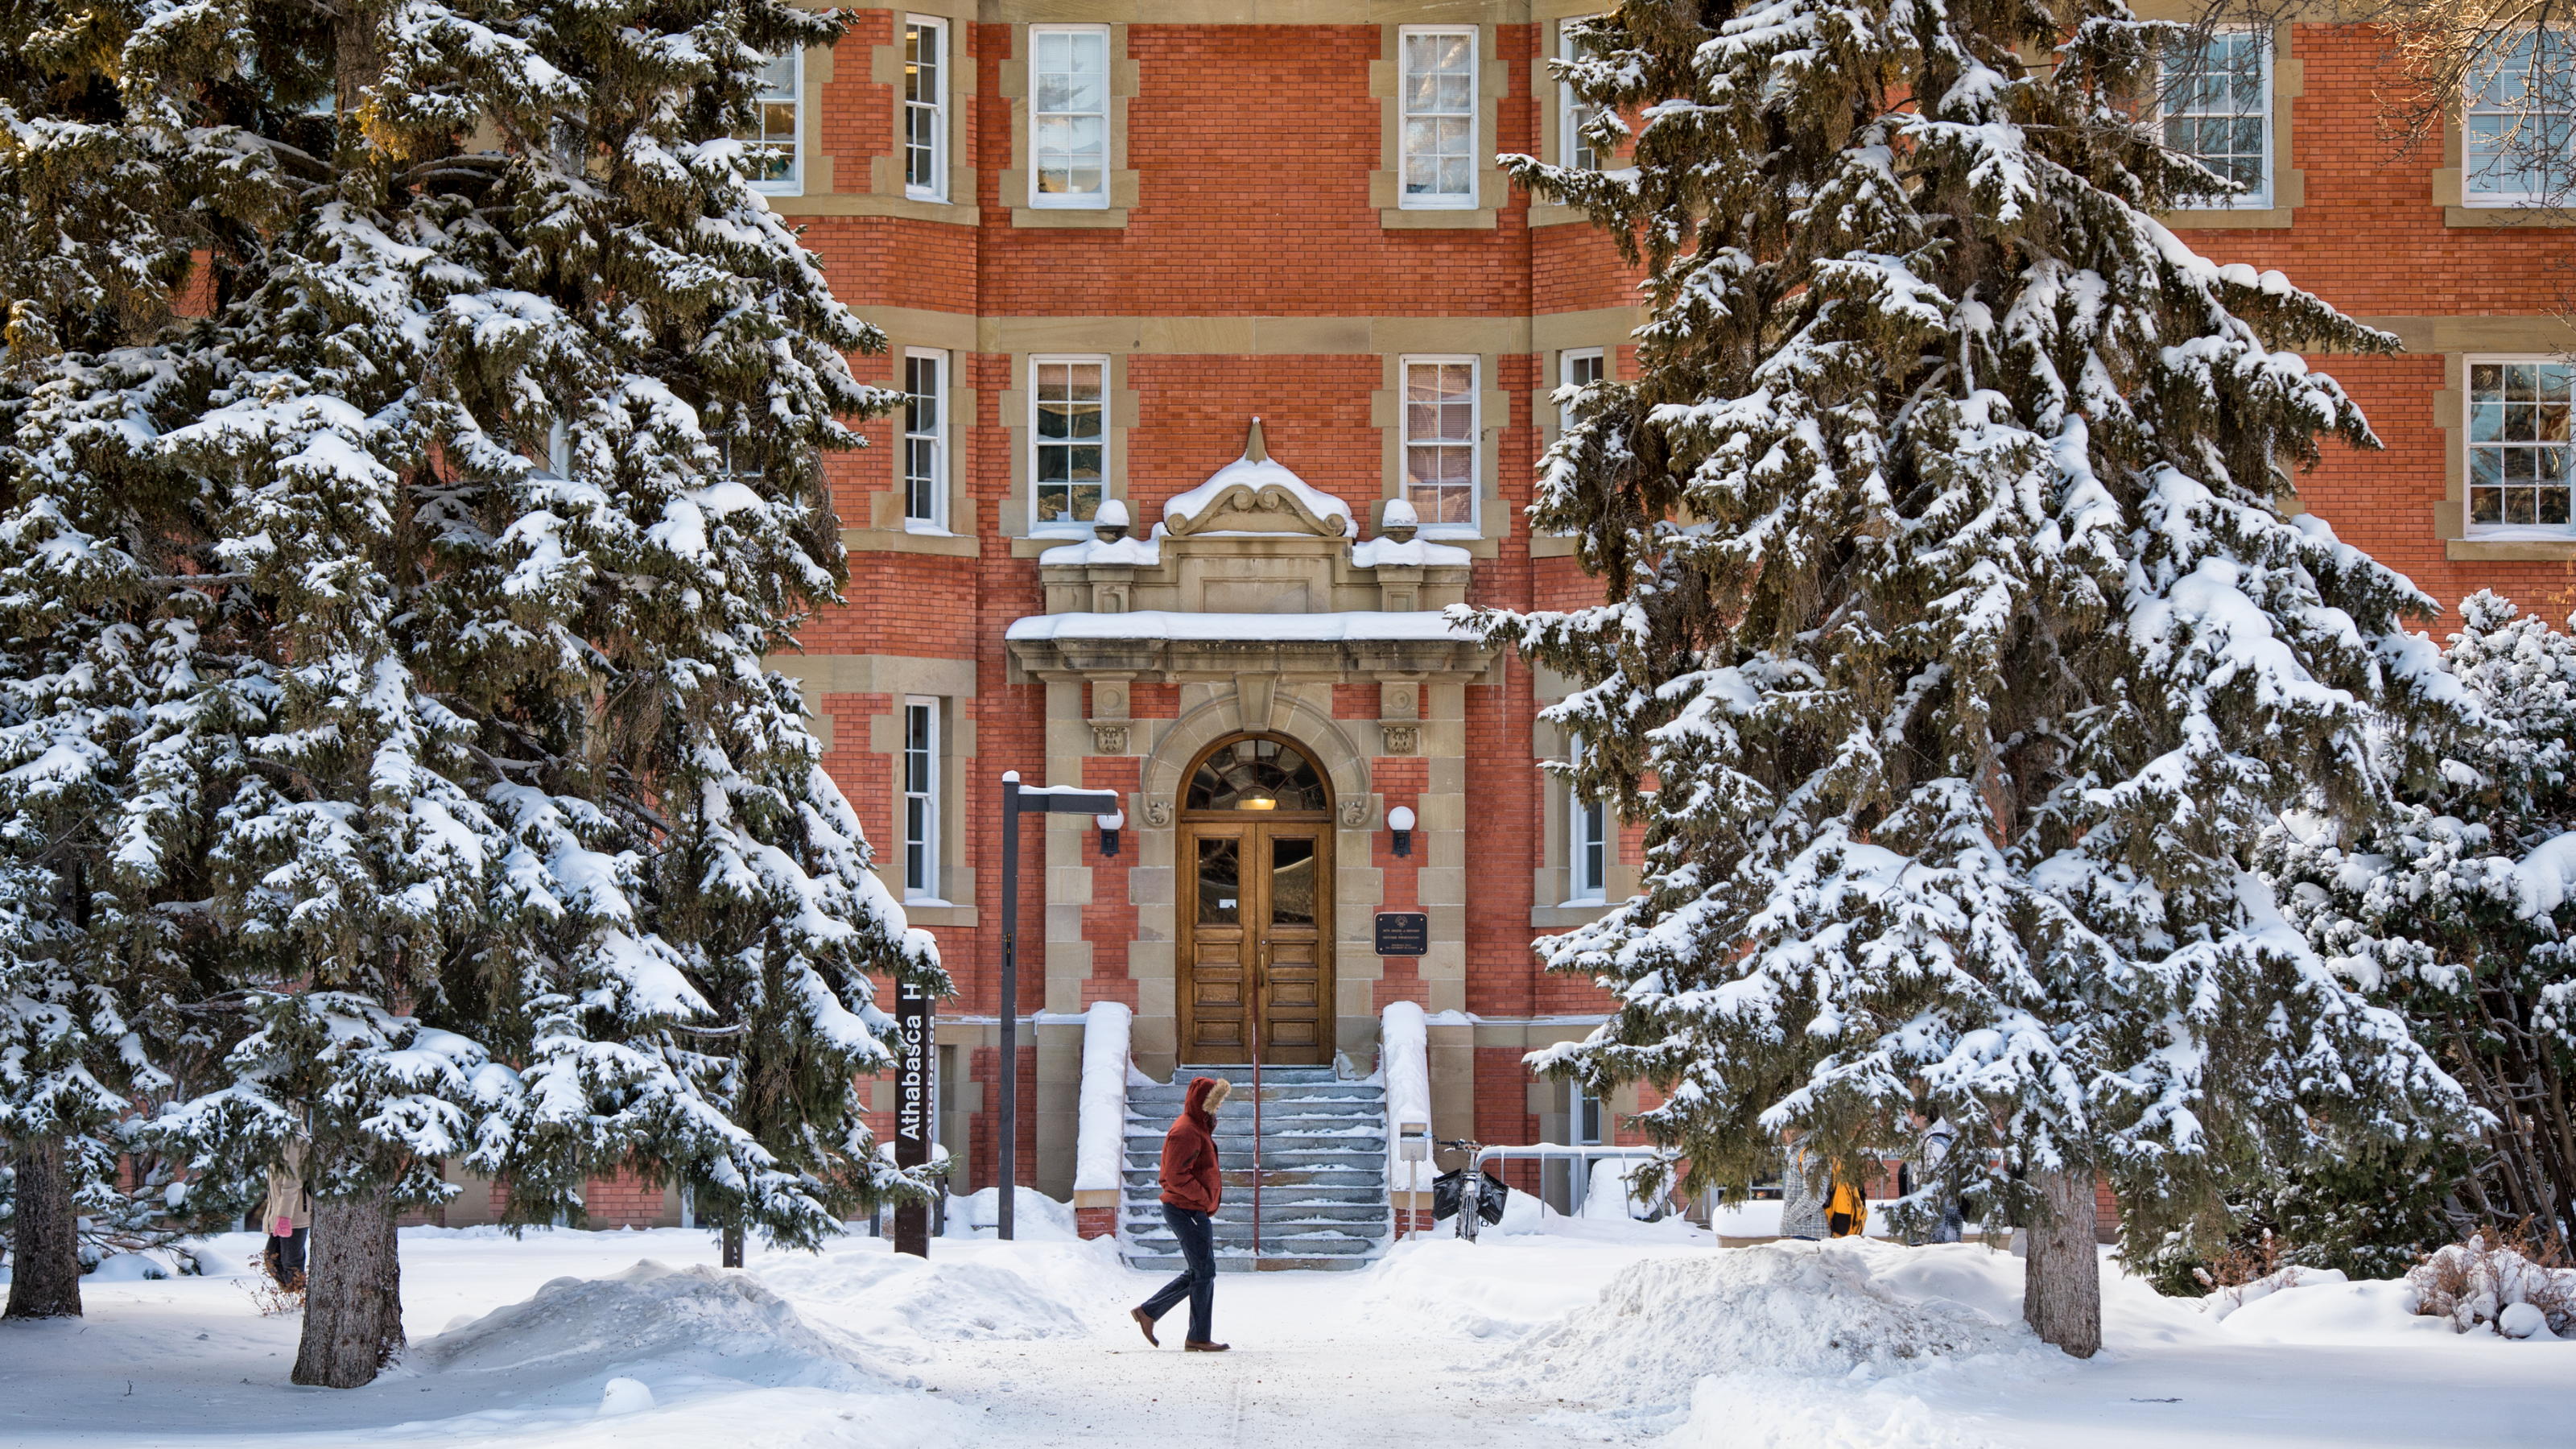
[528,3,2573,1230]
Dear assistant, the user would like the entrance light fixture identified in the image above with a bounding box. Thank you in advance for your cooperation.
[1388,804,1416,857]
[1242,788,1277,811]
[1096,808,1125,857]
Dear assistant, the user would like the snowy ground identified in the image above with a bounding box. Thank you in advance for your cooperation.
[2,1204,2567,1448]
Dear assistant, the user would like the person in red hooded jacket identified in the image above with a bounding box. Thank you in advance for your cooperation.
[1131,1075,1231,1351]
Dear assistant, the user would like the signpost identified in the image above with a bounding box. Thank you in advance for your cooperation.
[996,771,1123,1241]
[893,976,934,1257]
[1373,910,1430,957]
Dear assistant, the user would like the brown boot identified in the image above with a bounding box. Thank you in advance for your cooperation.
[1185,1340,1230,1352]
[1130,1307,1159,1347]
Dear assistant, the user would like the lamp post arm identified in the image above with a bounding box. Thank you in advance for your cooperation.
[993,774,1124,1243]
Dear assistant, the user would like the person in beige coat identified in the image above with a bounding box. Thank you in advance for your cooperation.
[262,1139,310,1286]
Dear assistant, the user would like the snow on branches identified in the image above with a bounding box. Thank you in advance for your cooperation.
[1477,0,2478,1335]
[2263,592,2576,1249]
[0,0,936,1350]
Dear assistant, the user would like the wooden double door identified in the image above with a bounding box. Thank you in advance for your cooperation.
[1179,819,1334,1066]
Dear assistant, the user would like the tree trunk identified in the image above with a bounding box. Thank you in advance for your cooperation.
[721,1223,744,1269]
[2021,1166,2101,1358]
[3,1136,84,1320]
[292,1187,403,1387]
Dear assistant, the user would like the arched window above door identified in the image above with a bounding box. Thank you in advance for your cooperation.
[1185,735,1329,814]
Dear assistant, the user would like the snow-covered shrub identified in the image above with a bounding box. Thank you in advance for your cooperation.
[2140,1141,2473,1296]
[2406,1230,2576,1337]
[2262,591,2576,1260]
[2186,1233,2352,1320]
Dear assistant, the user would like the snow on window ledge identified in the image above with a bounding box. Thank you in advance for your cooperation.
[2463,524,2576,542]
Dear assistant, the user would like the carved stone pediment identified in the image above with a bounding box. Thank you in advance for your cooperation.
[1159,419,1356,540]
[1032,417,1473,620]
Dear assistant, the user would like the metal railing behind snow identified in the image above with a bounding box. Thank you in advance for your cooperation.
[1455,1143,1666,1241]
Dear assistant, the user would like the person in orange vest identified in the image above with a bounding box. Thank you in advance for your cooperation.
[1827,1174,1869,1238]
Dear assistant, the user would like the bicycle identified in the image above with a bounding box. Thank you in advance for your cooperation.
[1438,1137,1489,1241]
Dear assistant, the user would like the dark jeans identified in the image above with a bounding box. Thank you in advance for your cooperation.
[263,1228,308,1285]
[1137,1204,1216,1342]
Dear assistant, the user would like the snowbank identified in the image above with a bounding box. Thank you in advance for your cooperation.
[1073,1000,1133,1194]
[940,1185,1080,1241]
[415,1261,896,1393]
[1497,1245,2029,1409]
[757,1238,1133,1348]
[1581,1157,1662,1220]
[1359,1236,1671,1340]
[85,1250,178,1282]
[1382,1001,1432,1198]
[2214,1274,2453,1344]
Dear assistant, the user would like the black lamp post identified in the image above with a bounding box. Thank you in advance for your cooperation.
[996,771,1123,1241]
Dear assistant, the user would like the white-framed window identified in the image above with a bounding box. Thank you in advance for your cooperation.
[546,418,572,477]
[902,349,947,530]
[1559,348,1604,435]
[1402,356,1477,530]
[1031,355,1107,530]
[1030,24,1109,208]
[741,51,803,194]
[1560,25,1600,173]
[1568,732,1608,903]
[2466,30,2576,205]
[1571,1081,1604,1145]
[905,18,947,200]
[902,697,940,900]
[2159,27,2269,208]
[2467,357,2574,533]
[1399,27,1478,209]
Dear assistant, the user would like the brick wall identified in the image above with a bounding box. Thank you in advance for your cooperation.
[747,13,2555,1218]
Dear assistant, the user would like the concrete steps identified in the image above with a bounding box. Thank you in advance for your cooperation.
[1117,1063,1390,1274]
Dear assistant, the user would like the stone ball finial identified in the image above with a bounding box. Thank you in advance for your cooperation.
[1093,497,1132,542]
[1380,497,1420,543]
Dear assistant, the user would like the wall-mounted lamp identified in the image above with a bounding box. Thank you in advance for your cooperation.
[1387,805,1416,859]
[1096,809,1125,857]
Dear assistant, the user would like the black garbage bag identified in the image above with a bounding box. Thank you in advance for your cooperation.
[1431,1166,1508,1224]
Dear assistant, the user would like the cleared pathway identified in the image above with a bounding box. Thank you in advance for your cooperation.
[920,1269,1610,1448]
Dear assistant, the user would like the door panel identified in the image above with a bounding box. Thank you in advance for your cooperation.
[1179,820,1333,1066]
[1187,835,1249,1063]
[1258,833,1326,1065]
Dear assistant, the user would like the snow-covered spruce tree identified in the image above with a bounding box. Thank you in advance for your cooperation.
[1484,0,2478,1353]
[0,0,289,1318]
[2263,590,2576,1253]
[113,0,933,1388]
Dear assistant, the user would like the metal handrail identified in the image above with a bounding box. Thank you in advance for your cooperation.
[1459,1143,1667,1239]
[1249,1030,1263,1258]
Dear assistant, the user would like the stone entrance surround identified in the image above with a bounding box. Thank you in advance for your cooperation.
[1005,430,1496,1193]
